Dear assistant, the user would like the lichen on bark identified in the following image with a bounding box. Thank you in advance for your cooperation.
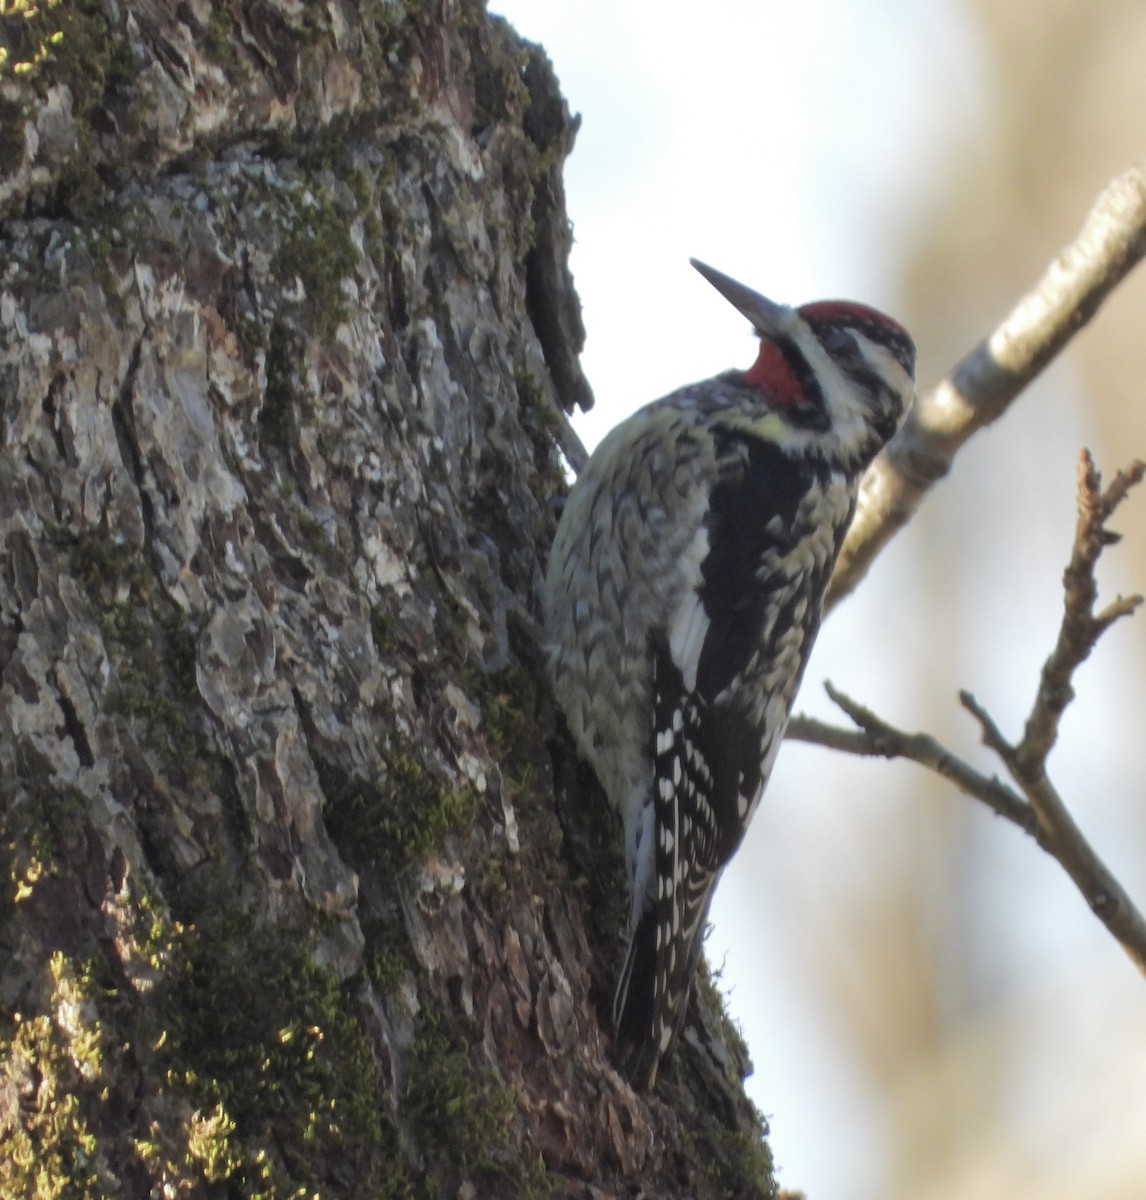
[0,3,775,1197]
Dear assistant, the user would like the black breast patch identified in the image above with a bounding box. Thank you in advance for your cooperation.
[695,429,820,700]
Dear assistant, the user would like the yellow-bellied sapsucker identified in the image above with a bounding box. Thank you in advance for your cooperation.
[543,260,916,1087]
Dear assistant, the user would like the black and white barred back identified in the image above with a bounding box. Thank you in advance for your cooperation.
[544,261,916,1087]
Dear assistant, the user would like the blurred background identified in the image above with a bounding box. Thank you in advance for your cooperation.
[492,1,1146,1197]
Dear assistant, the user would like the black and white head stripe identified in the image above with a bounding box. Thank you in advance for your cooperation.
[798,300,916,378]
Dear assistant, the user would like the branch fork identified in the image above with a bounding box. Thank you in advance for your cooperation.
[793,451,1146,977]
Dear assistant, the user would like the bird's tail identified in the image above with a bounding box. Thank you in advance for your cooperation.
[612,867,717,1088]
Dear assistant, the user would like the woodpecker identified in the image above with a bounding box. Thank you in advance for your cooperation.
[543,259,915,1087]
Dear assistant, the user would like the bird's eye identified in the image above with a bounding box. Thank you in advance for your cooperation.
[819,326,856,358]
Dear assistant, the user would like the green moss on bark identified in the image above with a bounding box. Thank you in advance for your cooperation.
[273,190,360,343]
[323,735,479,880]
[404,1013,552,1199]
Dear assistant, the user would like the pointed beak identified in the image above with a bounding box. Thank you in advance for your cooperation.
[690,259,795,338]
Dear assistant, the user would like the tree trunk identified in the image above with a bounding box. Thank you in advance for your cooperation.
[0,3,775,1196]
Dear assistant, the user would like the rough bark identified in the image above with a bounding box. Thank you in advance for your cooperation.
[0,3,774,1197]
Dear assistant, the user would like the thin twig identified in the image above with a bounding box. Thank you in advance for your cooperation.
[958,690,1013,760]
[1016,451,1145,772]
[792,677,1146,981]
[788,689,1037,837]
[827,164,1146,610]
[961,690,1146,979]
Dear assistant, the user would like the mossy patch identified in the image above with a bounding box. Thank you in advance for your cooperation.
[199,4,248,81]
[467,12,531,137]
[679,1096,777,1200]
[323,735,479,879]
[296,508,352,574]
[404,1012,552,1199]
[0,94,25,175]
[362,914,418,1002]
[1,742,89,910]
[0,954,117,1200]
[0,0,66,82]
[0,890,425,1199]
[671,965,777,1199]
[469,663,562,846]
[150,903,409,1199]
[471,664,542,795]
[273,190,359,343]
[258,318,310,453]
[1,0,139,213]
[139,925,558,1197]
[55,527,211,791]
[12,0,136,113]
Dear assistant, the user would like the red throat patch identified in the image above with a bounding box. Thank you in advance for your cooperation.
[743,340,804,408]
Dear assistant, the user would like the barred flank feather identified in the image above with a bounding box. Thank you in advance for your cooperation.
[613,636,721,1085]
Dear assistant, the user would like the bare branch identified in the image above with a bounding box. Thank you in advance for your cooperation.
[785,713,882,758]
[828,164,1146,610]
[1022,774,1146,977]
[788,687,1038,837]
[1016,451,1145,772]
[794,676,1146,981]
[961,691,1146,980]
[958,689,1014,761]
[799,455,1146,981]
